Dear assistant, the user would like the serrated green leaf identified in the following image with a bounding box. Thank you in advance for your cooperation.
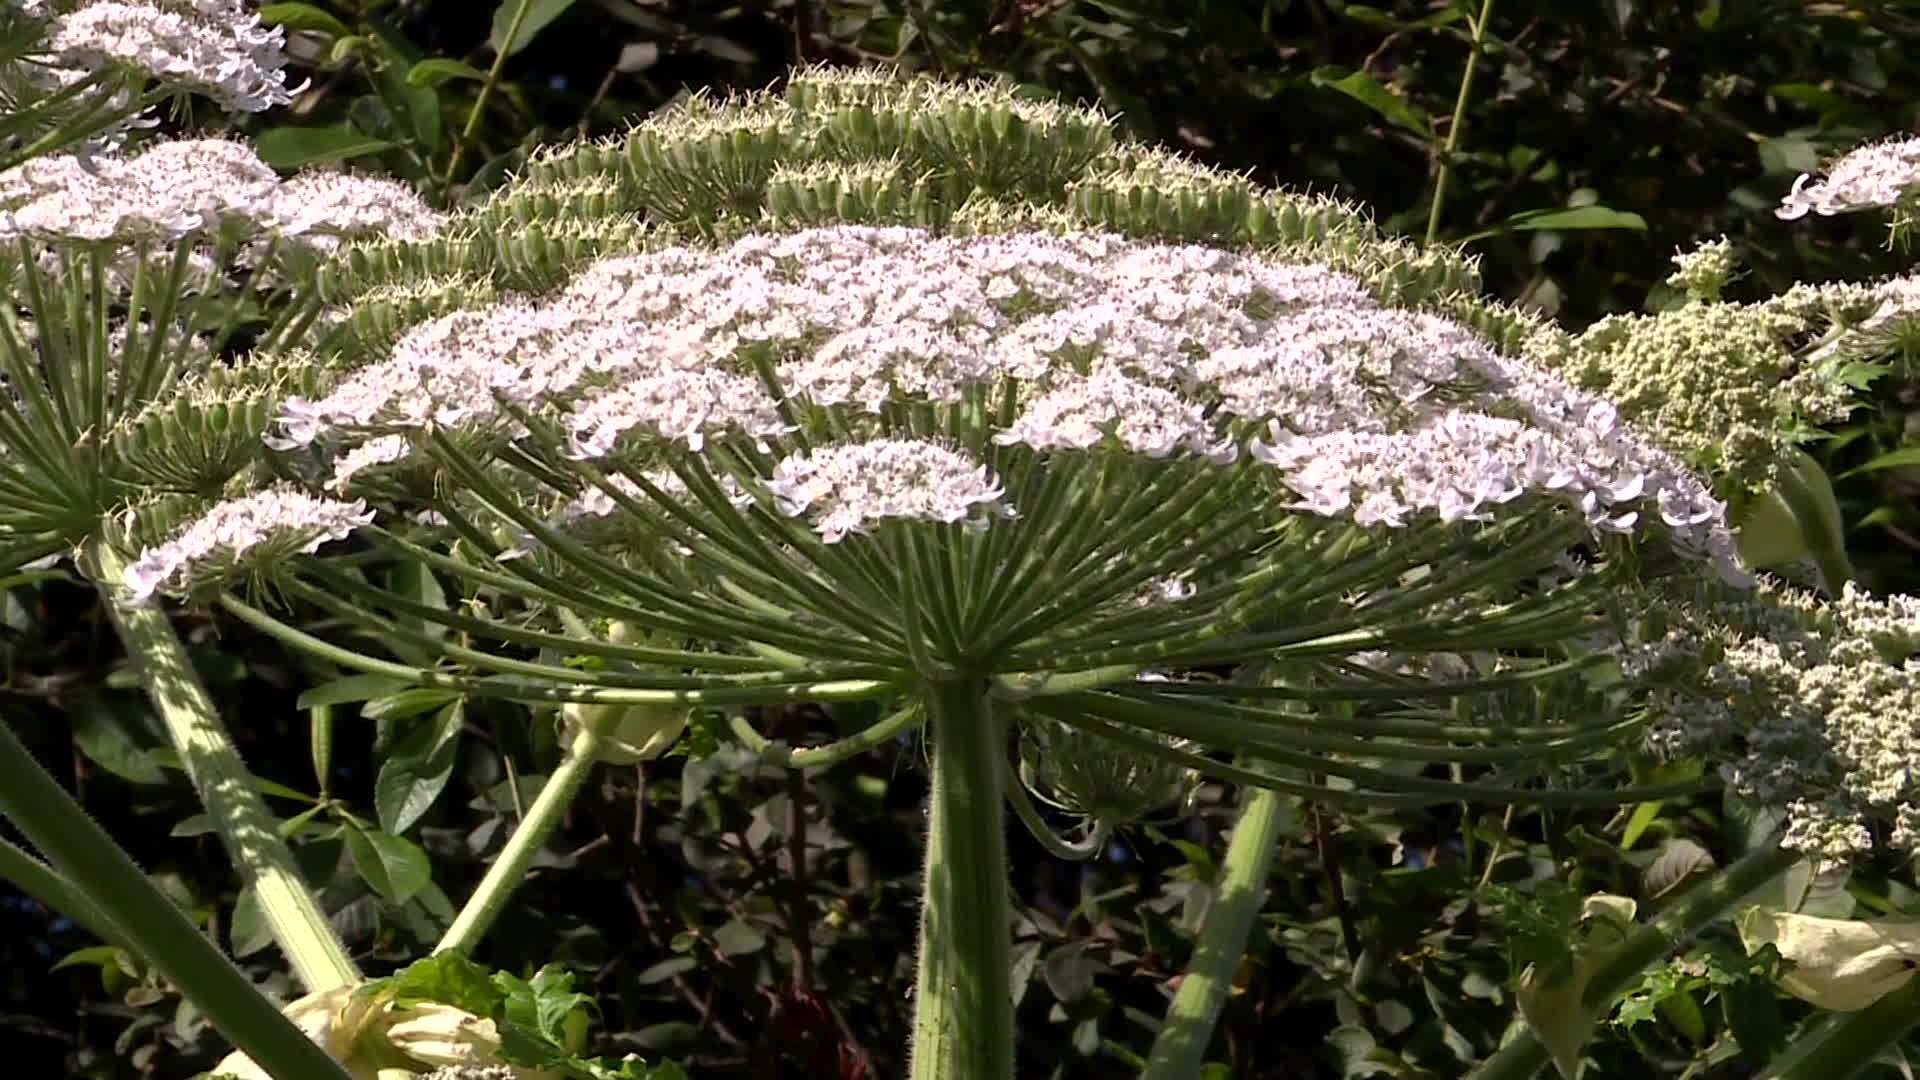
[346,825,432,904]
[374,952,505,1016]
[494,966,595,1066]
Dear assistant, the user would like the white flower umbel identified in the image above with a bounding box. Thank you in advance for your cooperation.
[0,136,276,242]
[123,487,372,600]
[45,0,298,113]
[272,171,446,254]
[1777,134,1920,221]
[769,439,1008,542]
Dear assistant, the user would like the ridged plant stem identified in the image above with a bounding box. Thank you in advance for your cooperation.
[0,719,355,1080]
[910,678,1015,1080]
[1468,845,1798,1080]
[90,539,359,993]
[1143,784,1288,1080]
[437,719,602,955]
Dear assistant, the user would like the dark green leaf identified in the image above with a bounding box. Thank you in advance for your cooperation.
[375,699,464,834]
[345,825,432,904]
[635,957,697,985]
[68,694,165,785]
[407,58,490,89]
[361,688,463,723]
[254,126,396,169]
[711,919,765,958]
[1042,941,1097,1003]
[490,0,580,58]
[230,884,275,958]
[1309,67,1430,135]
[298,674,413,709]
[258,2,350,37]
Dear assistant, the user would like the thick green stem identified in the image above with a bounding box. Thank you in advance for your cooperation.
[1143,784,1289,1080]
[911,678,1015,1080]
[0,720,355,1080]
[1469,845,1799,1080]
[1757,977,1920,1080]
[1425,0,1498,246]
[90,540,359,993]
[436,720,602,955]
[0,836,125,948]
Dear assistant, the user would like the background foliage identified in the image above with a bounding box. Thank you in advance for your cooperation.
[6,1,1919,1077]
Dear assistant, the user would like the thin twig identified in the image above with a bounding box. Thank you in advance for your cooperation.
[1425,0,1499,246]
[445,0,536,191]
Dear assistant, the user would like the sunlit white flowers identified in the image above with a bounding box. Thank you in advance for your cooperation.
[1777,134,1920,221]
[40,0,299,113]
[123,487,372,600]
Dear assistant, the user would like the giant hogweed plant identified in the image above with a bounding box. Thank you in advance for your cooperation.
[1,53,1918,1079]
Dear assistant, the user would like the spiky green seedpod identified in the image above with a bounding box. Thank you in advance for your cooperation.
[489,215,649,293]
[325,275,500,355]
[110,350,333,496]
[317,230,486,305]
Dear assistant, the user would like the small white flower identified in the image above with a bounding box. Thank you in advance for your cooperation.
[767,439,1008,542]
[125,488,373,600]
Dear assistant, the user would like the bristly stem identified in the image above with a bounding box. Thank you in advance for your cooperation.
[89,539,359,994]
[1468,844,1798,1080]
[0,720,356,1080]
[1142,784,1289,1080]
[437,715,603,956]
[1426,0,1498,246]
[910,677,1015,1080]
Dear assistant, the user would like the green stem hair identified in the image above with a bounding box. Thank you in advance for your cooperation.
[910,677,1016,1080]
[90,538,360,993]
[1143,783,1289,1080]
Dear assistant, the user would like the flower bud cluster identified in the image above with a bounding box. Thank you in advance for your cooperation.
[1632,579,1920,859]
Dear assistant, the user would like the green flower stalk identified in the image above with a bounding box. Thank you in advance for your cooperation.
[1143,783,1289,1080]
